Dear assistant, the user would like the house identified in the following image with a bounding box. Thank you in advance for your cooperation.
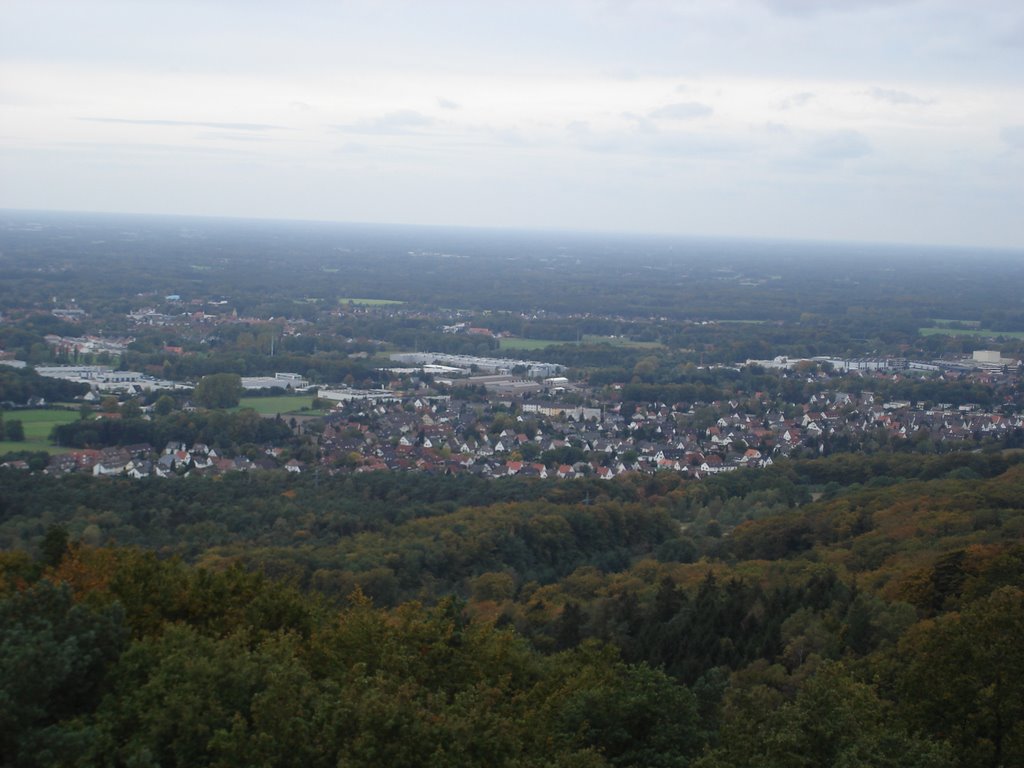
[126,459,153,479]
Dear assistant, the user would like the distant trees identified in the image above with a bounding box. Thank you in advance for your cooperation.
[0,367,88,405]
[1,417,25,441]
[152,394,176,417]
[193,373,243,409]
[49,407,292,451]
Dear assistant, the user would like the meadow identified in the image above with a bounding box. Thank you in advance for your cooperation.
[499,335,663,351]
[919,327,1024,339]
[497,337,570,351]
[0,408,78,455]
[236,395,319,416]
[337,297,405,306]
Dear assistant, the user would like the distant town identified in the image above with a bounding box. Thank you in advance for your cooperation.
[4,342,1019,480]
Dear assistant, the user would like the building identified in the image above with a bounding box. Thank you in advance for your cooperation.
[317,388,400,404]
[240,372,311,390]
[389,352,565,379]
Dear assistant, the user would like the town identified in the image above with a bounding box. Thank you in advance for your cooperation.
[5,344,1020,481]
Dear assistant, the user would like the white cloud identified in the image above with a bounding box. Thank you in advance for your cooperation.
[2,0,1024,246]
[649,101,713,120]
[780,92,815,110]
[1002,125,1024,149]
[78,117,286,131]
[333,110,436,135]
[758,0,915,17]
[867,87,933,106]
[807,130,872,161]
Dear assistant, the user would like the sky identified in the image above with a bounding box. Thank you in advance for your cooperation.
[2,0,1023,249]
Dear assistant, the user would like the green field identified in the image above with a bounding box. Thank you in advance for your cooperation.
[499,335,664,351]
[499,337,573,351]
[338,297,405,306]
[919,327,1024,339]
[0,408,79,455]
[582,335,664,349]
[237,395,318,416]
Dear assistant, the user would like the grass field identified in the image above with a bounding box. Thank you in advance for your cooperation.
[582,335,664,349]
[499,335,664,351]
[338,297,405,306]
[237,395,318,416]
[499,338,572,351]
[930,319,981,326]
[919,327,1024,339]
[0,408,79,455]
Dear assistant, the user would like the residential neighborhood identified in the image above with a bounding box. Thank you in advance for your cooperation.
[11,352,1021,482]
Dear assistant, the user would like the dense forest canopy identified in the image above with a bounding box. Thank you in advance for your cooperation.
[3,449,1024,766]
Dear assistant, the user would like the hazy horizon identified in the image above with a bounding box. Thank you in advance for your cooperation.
[2,2,1023,250]
[4,206,1023,260]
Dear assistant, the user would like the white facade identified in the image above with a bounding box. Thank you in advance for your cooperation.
[390,352,565,379]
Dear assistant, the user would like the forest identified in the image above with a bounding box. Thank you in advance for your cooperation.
[2,448,1023,766]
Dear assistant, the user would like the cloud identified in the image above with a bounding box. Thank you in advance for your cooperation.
[195,132,271,142]
[333,110,435,134]
[51,140,257,157]
[649,101,713,120]
[868,86,933,106]
[621,111,658,134]
[808,130,872,160]
[437,97,460,110]
[780,92,815,110]
[762,122,791,135]
[997,19,1024,48]
[1002,125,1024,150]
[77,117,284,131]
[759,0,912,17]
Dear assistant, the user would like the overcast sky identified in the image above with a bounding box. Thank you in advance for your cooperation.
[2,0,1023,248]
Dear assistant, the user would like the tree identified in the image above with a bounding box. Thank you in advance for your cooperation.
[699,663,954,768]
[552,646,704,767]
[5,419,24,442]
[0,581,128,764]
[896,586,1024,768]
[38,525,70,568]
[153,394,176,417]
[193,374,244,409]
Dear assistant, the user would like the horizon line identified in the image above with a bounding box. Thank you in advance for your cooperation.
[1,205,1021,255]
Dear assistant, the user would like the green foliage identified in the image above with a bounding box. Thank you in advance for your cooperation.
[37,525,70,569]
[894,587,1024,768]
[0,447,1022,767]
[3,418,24,441]
[547,645,703,767]
[50,407,292,450]
[192,373,243,409]
[0,367,88,405]
[0,556,704,768]
[700,663,955,768]
[152,395,176,417]
[0,580,128,766]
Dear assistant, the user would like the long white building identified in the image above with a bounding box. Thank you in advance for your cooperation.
[389,352,565,379]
